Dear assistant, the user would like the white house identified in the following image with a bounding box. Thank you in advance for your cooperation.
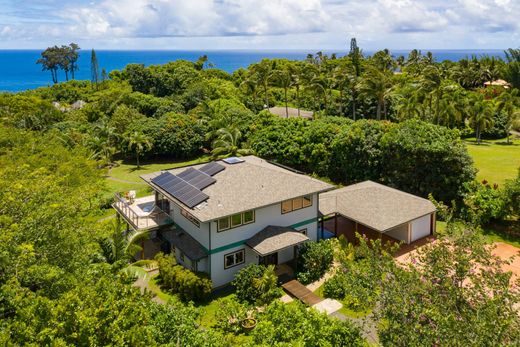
[114,156,333,288]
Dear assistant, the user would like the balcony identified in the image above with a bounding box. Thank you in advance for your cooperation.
[112,193,173,230]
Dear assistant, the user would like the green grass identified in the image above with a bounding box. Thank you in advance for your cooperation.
[465,137,520,186]
[110,155,211,183]
[437,220,520,248]
[148,275,177,303]
[313,283,371,319]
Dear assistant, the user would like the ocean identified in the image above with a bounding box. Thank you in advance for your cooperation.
[0,49,507,92]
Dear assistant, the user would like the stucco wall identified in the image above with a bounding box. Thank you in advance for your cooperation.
[411,214,431,242]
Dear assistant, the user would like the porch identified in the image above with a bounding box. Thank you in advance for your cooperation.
[112,193,173,230]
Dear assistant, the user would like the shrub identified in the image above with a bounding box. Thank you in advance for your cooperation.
[323,272,348,300]
[296,240,333,284]
[213,295,248,334]
[461,181,507,225]
[232,264,282,305]
[155,253,212,302]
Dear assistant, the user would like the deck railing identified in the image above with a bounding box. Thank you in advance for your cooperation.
[113,193,144,229]
[113,193,174,230]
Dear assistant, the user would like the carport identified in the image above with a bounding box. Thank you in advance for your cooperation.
[319,181,436,246]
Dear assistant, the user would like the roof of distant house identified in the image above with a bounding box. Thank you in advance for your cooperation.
[141,155,333,222]
[319,181,436,232]
[484,79,511,87]
[246,225,309,256]
[268,106,314,119]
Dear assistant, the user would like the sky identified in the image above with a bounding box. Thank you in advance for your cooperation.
[0,0,518,50]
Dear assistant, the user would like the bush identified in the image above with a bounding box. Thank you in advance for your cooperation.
[155,253,212,302]
[213,295,248,334]
[232,264,282,305]
[296,240,333,284]
[461,181,507,225]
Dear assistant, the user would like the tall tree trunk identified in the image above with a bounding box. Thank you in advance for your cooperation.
[65,70,69,81]
[376,99,382,120]
[352,91,356,120]
[339,89,344,116]
[296,86,300,118]
[476,124,481,144]
[264,83,269,108]
[136,152,140,168]
[284,88,289,118]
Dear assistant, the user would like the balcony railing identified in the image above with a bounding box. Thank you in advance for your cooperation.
[112,193,173,230]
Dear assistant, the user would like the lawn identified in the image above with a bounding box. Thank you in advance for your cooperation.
[103,155,210,198]
[465,137,520,186]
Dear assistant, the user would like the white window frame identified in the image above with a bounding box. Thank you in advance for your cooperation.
[224,249,245,269]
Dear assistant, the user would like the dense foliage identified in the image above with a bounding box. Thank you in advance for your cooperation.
[232,264,282,306]
[296,240,334,284]
[155,253,212,302]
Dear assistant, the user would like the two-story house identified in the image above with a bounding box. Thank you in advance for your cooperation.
[114,156,333,288]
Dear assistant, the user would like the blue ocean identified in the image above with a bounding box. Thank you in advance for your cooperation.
[0,49,507,92]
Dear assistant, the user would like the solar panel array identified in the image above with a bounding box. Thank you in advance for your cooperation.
[199,162,225,176]
[151,162,225,209]
[151,172,209,208]
[177,167,216,190]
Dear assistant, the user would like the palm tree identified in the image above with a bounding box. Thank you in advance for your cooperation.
[497,89,520,143]
[211,127,251,158]
[240,73,260,112]
[126,131,152,168]
[468,94,494,144]
[289,64,303,117]
[98,219,149,265]
[274,67,293,118]
[358,67,393,120]
[251,60,275,109]
[418,65,443,123]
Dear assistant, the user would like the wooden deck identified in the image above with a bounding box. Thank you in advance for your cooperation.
[282,279,323,306]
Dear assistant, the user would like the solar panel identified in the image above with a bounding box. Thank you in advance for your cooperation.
[151,171,209,208]
[178,167,216,190]
[222,157,245,164]
[199,162,225,176]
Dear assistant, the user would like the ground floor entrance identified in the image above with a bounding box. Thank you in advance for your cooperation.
[259,252,278,266]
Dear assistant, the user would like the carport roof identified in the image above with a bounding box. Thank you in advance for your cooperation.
[319,181,436,232]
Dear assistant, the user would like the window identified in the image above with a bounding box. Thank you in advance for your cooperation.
[231,213,242,228]
[181,208,200,227]
[243,210,255,224]
[281,200,292,214]
[299,228,308,235]
[281,195,313,214]
[217,210,255,232]
[218,217,230,231]
[293,197,303,210]
[224,249,245,269]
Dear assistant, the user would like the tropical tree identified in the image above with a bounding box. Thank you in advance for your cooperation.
[126,130,153,168]
[251,59,275,109]
[358,67,393,120]
[497,89,520,143]
[36,46,62,83]
[98,219,148,265]
[211,126,251,158]
[273,66,293,117]
[467,93,495,144]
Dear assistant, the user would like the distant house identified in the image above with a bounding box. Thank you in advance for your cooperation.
[319,181,436,245]
[268,106,314,120]
[113,156,333,287]
[484,79,511,89]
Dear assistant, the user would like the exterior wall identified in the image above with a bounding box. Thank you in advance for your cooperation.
[210,245,258,287]
[210,192,319,250]
[167,200,210,250]
[411,214,432,242]
[385,223,410,244]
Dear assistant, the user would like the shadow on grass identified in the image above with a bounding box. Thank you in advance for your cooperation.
[481,221,520,248]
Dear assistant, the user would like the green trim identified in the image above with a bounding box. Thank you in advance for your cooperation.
[290,218,317,229]
[208,218,317,255]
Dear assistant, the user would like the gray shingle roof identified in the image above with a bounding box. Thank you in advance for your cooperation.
[165,228,208,260]
[141,156,333,222]
[246,225,309,256]
[319,181,436,232]
[268,106,314,119]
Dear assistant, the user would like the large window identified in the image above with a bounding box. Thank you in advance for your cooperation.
[224,249,245,269]
[217,210,255,232]
[181,208,200,227]
[281,195,313,214]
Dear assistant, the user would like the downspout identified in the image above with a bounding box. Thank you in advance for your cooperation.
[208,222,212,279]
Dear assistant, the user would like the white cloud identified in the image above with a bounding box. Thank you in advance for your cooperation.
[0,0,519,49]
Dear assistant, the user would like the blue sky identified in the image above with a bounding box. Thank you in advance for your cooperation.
[0,0,518,50]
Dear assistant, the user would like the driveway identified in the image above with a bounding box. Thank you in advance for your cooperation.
[491,242,520,282]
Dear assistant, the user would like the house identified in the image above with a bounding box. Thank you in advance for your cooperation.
[319,181,436,245]
[113,155,333,287]
[484,79,511,89]
[268,106,314,120]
